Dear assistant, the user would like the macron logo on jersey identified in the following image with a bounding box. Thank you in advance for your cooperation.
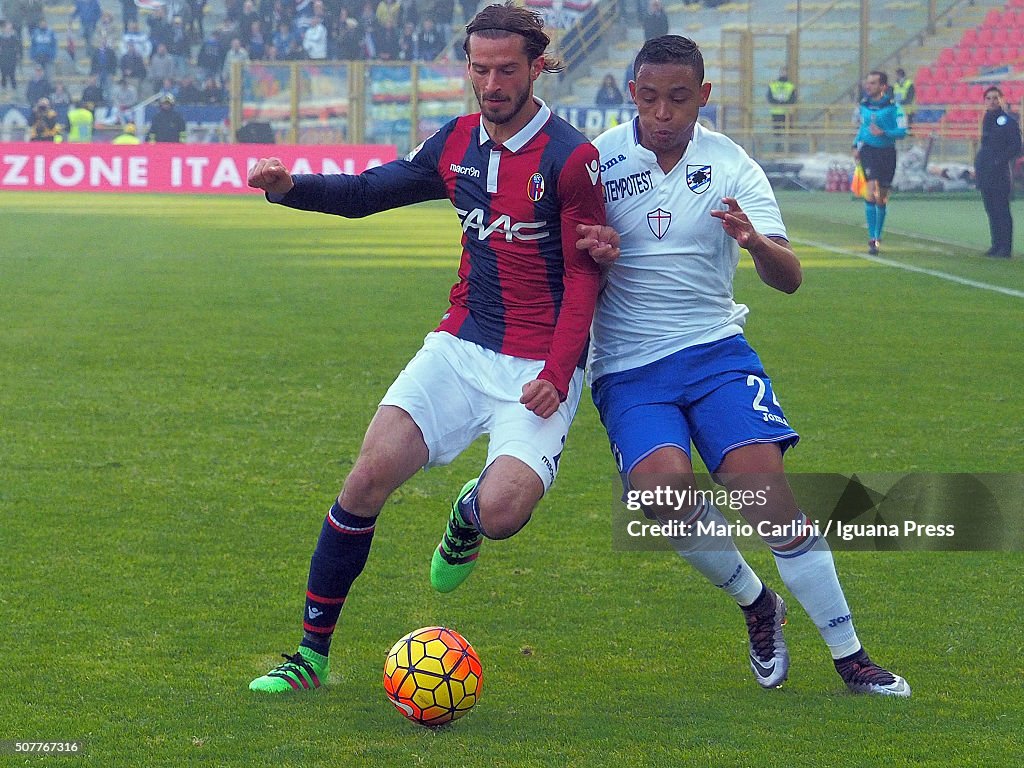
[450,163,481,178]
[456,207,549,242]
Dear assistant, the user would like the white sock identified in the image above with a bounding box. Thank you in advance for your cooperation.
[767,514,861,659]
[670,501,763,606]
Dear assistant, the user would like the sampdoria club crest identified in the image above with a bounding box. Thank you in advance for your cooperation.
[686,164,712,194]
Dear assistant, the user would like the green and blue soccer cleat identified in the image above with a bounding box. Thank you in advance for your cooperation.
[249,646,329,693]
[430,479,483,593]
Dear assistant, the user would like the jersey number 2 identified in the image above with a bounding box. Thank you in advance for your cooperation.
[747,375,780,413]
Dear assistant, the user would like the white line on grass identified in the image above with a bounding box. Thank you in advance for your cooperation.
[795,238,1024,299]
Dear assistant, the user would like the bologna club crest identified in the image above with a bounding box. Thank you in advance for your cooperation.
[647,207,672,239]
[686,165,712,194]
[527,172,545,201]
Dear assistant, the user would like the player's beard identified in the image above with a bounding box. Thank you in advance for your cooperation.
[475,85,532,126]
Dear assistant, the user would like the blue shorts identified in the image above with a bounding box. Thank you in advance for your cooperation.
[591,335,800,482]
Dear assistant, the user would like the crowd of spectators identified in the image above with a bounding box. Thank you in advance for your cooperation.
[1,0,459,116]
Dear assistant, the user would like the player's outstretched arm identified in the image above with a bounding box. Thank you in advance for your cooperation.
[248,157,295,197]
[711,196,801,294]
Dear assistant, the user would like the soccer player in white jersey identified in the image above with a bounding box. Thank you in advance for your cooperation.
[576,35,910,697]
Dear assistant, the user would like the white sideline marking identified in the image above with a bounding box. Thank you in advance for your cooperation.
[795,238,1024,299]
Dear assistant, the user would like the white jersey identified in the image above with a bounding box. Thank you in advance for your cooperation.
[588,120,788,382]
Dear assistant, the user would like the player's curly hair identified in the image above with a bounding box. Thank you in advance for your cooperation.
[632,35,704,83]
[463,1,564,73]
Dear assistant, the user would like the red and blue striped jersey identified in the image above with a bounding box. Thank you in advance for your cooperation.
[271,101,605,398]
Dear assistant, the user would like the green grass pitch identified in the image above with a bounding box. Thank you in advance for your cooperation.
[1,190,1021,767]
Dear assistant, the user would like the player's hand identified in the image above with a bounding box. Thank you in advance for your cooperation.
[575,223,621,265]
[248,157,295,196]
[710,197,758,249]
[868,122,885,136]
[520,379,560,419]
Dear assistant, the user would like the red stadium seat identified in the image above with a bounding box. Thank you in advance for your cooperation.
[976,27,994,46]
[915,66,932,84]
[962,28,978,46]
[938,47,954,65]
[953,47,971,66]
[947,65,965,81]
[983,9,1001,27]
[916,83,937,103]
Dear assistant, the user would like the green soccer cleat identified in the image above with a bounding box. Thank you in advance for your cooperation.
[431,479,483,593]
[249,647,329,693]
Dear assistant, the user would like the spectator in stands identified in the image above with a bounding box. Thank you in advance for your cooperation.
[167,16,191,71]
[111,120,141,143]
[26,64,53,106]
[248,20,267,59]
[376,0,401,28]
[5,0,44,38]
[767,68,796,151]
[29,96,61,140]
[147,6,172,51]
[197,33,226,81]
[239,0,262,46]
[595,73,623,106]
[119,0,139,33]
[29,17,57,77]
[90,36,119,92]
[97,10,116,43]
[120,43,148,93]
[198,75,224,104]
[273,21,298,57]
[177,75,201,104]
[641,0,668,42]
[188,0,208,41]
[50,80,72,109]
[397,20,417,61]
[155,77,177,103]
[80,73,105,107]
[66,98,93,142]
[375,18,400,60]
[147,92,186,141]
[149,43,177,94]
[121,21,151,59]
[976,85,1022,259]
[72,0,102,53]
[110,76,137,116]
[891,67,915,129]
[332,14,365,60]
[0,20,22,94]
[222,37,251,84]
[302,14,328,59]
[417,18,446,61]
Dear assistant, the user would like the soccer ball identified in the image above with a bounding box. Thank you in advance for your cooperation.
[383,626,483,727]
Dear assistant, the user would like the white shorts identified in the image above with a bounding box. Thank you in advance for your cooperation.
[380,331,584,492]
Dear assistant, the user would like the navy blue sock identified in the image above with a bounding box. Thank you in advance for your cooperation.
[300,501,377,656]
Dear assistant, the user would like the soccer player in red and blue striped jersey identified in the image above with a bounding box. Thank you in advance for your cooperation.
[247,1,605,693]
